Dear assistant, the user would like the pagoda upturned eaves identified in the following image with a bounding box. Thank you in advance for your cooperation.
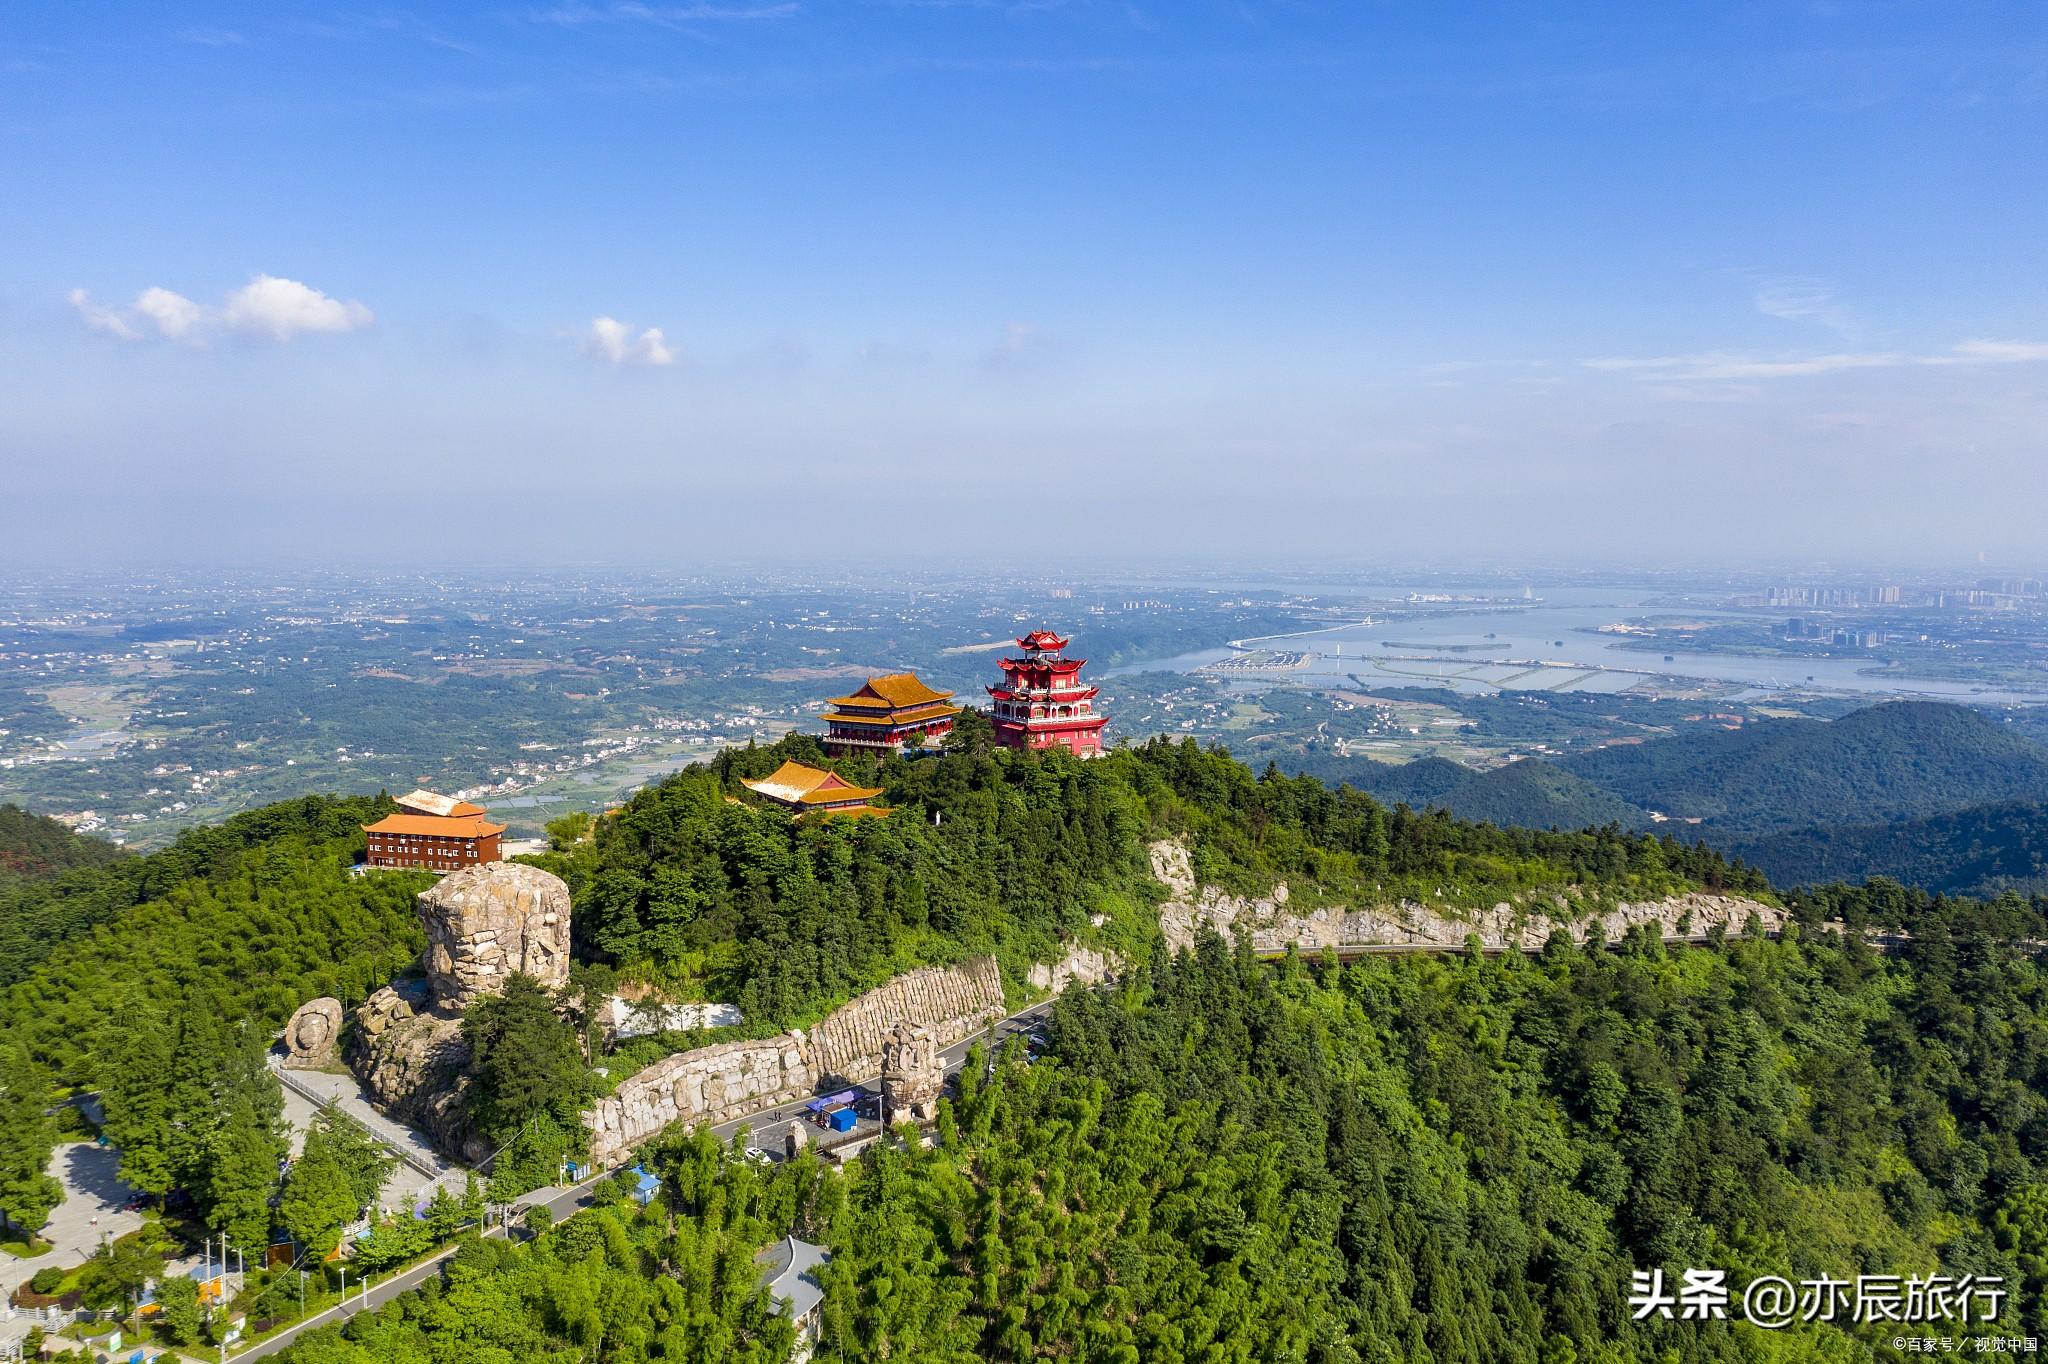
[986,628,1108,758]
[741,760,891,818]
[820,671,961,757]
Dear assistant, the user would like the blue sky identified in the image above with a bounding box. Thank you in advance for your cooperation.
[3,2,2045,568]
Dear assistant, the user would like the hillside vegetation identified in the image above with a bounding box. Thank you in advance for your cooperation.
[0,732,1759,1238]
[525,721,1760,1025]
[1562,700,2048,834]
[0,794,429,1236]
[1285,703,2048,896]
[0,795,417,993]
[0,802,124,879]
[280,879,2048,1362]
[0,795,427,1034]
[1728,799,2048,897]
[1434,757,1650,832]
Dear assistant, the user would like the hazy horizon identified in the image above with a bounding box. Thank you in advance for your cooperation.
[5,2,2045,568]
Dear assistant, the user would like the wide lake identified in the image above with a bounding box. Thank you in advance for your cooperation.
[1115,585,2048,704]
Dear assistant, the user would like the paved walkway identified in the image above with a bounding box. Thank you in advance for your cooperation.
[0,1142,140,1301]
[268,1059,463,1208]
[233,998,1059,1360]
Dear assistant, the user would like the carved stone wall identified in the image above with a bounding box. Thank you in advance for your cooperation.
[583,956,1006,1166]
[807,958,1005,1083]
[585,1036,811,1166]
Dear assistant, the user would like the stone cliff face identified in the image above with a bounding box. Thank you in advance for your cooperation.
[349,981,481,1161]
[584,956,1006,1166]
[1027,942,1116,993]
[348,863,576,1164]
[420,862,571,1009]
[1149,839,1784,955]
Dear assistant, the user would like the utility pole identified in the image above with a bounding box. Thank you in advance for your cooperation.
[298,1269,306,1320]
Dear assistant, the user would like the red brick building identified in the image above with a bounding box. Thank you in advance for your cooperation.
[363,804,505,871]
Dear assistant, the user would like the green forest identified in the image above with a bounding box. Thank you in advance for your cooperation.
[1281,700,2048,848]
[523,720,1758,1026]
[12,724,2045,1363]
[274,878,2048,1363]
[1,729,1754,1238]
[1726,800,2048,899]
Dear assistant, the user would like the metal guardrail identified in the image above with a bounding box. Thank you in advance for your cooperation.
[271,1066,446,1180]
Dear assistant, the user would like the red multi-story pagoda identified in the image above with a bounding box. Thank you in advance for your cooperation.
[986,630,1109,758]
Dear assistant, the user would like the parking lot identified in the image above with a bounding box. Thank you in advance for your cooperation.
[0,1142,142,1302]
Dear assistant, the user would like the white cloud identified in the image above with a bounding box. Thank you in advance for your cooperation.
[133,287,207,341]
[584,316,676,366]
[1749,275,1850,329]
[223,275,374,340]
[1944,339,2048,364]
[68,288,141,341]
[68,275,373,345]
[1585,339,2048,384]
[982,320,1063,368]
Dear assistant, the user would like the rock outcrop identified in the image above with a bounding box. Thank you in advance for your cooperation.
[419,862,571,1008]
[348,980,483,1160]
[348,863,576,1165]
[584,956,1006,1166]
[1027,942,1116,994]
[282,997,344,1070]
[1150,838,1785,955]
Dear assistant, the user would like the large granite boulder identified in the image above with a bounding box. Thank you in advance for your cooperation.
[282,997,344,1069]
[346,861,574,1165]
[419,862,571,1008]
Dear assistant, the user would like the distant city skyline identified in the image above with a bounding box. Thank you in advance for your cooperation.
[3,2,2045,567]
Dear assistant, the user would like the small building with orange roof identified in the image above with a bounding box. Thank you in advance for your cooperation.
[741,761,891,818]
[820,672,960,757]
[364,790,506,871]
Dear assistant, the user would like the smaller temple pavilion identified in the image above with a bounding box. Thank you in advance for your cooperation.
[820,672,961,757]
[988,630,1109,758]
[742,761,891,818]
